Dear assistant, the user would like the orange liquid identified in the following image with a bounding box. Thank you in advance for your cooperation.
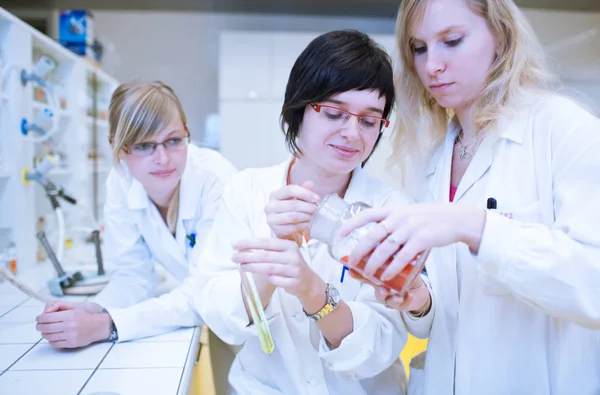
[9,259,16,274]
[340,254,426,294]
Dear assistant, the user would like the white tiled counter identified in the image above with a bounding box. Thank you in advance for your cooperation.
[0,265,201,395]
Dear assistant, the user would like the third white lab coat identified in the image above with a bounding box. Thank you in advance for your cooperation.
[405,95,600,395]
[195,159,409,395]
[93,144,237,342]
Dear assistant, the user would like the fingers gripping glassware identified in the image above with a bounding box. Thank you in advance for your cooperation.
[308,193,429,295]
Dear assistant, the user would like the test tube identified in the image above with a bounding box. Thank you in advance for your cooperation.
[239,268,275,354]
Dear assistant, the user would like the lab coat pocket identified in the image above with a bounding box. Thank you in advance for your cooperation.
[407,351,426,395]
[478,201,542,296]
[499,201,542,224]
[478,271,512,296]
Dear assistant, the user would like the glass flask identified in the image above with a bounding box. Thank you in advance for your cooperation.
[308,193,428,295]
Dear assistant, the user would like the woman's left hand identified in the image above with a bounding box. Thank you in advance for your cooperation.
[348,269,431,313]
[35,301,111,348]
[339,203,486,281]
[232,238,326,304]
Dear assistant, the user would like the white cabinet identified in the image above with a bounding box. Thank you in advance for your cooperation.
[219,32,271,100]
[220,101,288,170]
[271,33,318,100]
[219,31,318,170]
[220,32,322,101]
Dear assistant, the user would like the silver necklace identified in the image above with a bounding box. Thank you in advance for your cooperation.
[455,132,469,160]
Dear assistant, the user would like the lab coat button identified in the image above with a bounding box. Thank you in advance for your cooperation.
[294,313,304,323]
[307,378,319,386]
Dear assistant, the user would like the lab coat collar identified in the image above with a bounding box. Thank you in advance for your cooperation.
[425,113,525,202]
[425,124,458,177]
[342,165,372,204]
[425,110,525,178]
[426,131,455,203]
[178,159,197,221]
[452,130,496,203]
[124,163,149,211]
[496,92,545,144]
[496,111,525,145]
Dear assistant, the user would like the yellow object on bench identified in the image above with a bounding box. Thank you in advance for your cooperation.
[401,334,428,376]
[189,329,429,394]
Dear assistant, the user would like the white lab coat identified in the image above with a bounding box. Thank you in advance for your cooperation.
[405,95,600,395]
[93,144,237,342]
[195,159,409,395]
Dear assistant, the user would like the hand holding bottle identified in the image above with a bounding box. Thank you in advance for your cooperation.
[339,203,485,281]
[265,181,320,246]
[348,269,431,313]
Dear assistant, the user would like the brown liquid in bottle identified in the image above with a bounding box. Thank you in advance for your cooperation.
[340,253,427,295]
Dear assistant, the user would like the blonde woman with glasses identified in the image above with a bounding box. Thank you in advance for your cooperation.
[35,81,238,394]
[340,1,600,394]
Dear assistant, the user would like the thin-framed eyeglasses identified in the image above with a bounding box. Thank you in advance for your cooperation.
[310,103,390,132]
[124,134,191,157]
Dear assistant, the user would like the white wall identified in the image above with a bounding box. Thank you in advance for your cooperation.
[524,9,600,80]
[89,11,396,145]
[87,8,600,146]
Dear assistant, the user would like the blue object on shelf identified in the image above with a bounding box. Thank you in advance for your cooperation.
[58,10,94,46]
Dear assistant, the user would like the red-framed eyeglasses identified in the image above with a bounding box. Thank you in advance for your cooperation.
[310,103,390,131]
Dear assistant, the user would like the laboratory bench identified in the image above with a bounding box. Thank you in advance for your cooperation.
[0,264,202,395]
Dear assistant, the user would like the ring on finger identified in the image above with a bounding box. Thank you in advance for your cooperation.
[380,220,392,234]
[385,234,401,246]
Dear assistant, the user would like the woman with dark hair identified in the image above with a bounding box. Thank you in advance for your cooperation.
[194,30,415,394]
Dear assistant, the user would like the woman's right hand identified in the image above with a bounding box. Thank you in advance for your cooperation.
[265,181,320,246]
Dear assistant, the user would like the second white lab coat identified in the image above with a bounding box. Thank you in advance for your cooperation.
[93,144,237,342]
[404,95,600,395]
[195,159,409,395]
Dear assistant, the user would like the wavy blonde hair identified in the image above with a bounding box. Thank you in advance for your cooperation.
[108,80,188,233]
[391,0,557,194]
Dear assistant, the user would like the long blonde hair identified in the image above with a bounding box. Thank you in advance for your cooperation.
[108,80,187,233]
[391,0,557,193]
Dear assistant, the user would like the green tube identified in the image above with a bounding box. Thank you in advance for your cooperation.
[239,269,275,354]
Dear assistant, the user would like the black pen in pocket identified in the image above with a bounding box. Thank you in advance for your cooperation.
[487,197,497,210]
